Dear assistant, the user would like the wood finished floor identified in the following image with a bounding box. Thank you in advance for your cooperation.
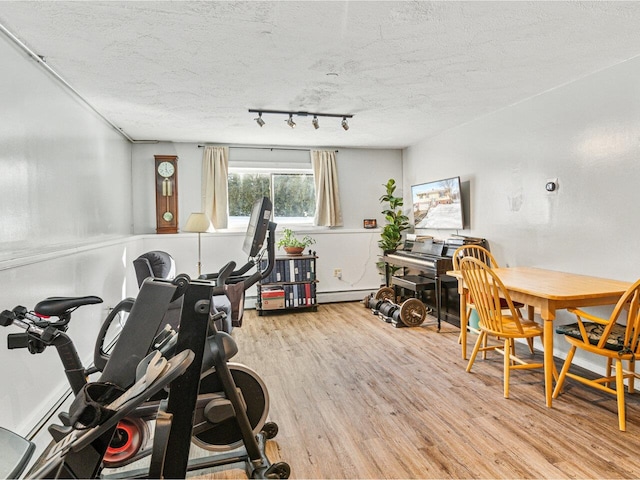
[194,301,640,479]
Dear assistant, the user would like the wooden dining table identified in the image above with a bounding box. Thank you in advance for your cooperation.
[448,266,631,407]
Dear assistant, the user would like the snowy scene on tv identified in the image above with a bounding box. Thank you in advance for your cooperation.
[412,177,463,229]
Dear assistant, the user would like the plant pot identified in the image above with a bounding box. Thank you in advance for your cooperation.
[283,246,305,255]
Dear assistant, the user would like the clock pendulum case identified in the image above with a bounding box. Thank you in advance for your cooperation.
[154,155,179,234]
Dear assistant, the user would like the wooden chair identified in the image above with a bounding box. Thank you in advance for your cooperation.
[459,257,547,398]
[552,278,640,431]
[453,245,532,359]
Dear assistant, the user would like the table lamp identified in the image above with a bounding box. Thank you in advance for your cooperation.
[183,212,213,276]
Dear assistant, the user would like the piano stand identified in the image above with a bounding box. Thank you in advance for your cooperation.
[391,275,439,331]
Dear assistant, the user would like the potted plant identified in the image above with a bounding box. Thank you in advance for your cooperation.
[378,179,410,253]
[277,228,316,255]
[376,179,410,281]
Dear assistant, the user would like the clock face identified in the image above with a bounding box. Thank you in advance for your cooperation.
[158,161,175,178]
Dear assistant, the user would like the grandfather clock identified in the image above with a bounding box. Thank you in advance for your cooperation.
[154,155,179,234]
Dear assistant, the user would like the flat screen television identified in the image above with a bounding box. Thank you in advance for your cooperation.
[242,197,272,257]
[411,176,464,230]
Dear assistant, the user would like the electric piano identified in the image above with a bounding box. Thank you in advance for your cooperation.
[383,236,488,327]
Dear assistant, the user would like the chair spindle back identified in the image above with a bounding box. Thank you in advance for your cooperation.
[458,257,524,335]
[598,278,640,353]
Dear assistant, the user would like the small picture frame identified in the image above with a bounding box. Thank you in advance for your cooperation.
[363,219,377,229]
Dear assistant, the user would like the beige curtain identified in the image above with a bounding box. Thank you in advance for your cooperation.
[311,150,343,226]
[202,146,229,229]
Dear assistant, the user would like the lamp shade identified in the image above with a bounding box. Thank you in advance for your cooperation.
[183,212,213,233]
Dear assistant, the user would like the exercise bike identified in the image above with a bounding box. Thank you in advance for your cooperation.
[0,277,265,470]
[1,197,290,478]
[0,275,191,478]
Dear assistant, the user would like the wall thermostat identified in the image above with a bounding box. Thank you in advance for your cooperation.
[545,178,558,192]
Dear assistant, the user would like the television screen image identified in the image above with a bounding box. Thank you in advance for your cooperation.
[412,176,464,229]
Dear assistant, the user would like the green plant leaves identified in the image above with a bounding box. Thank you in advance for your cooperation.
[378,178,410,254]
[277,228,316,249]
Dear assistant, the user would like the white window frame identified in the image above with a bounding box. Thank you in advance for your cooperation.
[227,166,315,230]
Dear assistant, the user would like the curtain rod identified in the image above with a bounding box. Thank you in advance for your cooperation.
[197,145,338,152]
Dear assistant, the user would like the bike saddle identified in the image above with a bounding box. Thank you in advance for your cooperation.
[35,296,103,317]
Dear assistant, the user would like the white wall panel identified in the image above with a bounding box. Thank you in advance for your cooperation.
[139,229,384,302]
[0,239,145,435]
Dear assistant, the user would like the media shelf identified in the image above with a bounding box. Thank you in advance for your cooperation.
[257,254,318,315]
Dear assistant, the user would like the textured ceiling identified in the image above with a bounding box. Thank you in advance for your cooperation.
[3,1,640,149]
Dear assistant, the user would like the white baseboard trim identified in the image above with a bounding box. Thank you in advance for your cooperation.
[245,288,378,309]
[317,289,375,304]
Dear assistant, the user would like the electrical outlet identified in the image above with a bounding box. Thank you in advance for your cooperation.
[333,268,342,279]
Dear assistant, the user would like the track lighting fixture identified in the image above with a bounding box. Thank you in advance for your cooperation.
[248,109,354,130]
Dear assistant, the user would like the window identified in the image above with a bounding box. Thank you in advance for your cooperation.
[228,170,315,227]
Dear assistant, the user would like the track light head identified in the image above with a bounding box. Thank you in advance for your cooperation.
[255,112,265,127]
[341,117,349,131]
[286,114,296,129]
[312,115,319,130]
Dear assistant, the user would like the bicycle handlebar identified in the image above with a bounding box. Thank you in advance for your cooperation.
[197,221,277,292]
[1,308,46,335]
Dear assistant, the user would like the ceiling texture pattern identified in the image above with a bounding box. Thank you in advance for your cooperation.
[3,1,640,149]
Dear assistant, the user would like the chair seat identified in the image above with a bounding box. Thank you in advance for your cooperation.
[483,317,542,338]
[556,322,634,352]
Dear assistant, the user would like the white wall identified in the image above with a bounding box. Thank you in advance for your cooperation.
[403,54,640,368]
[0,33,133,260]
[0,31,134,434]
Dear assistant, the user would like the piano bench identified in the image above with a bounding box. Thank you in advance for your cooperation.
[391,275,436,301]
